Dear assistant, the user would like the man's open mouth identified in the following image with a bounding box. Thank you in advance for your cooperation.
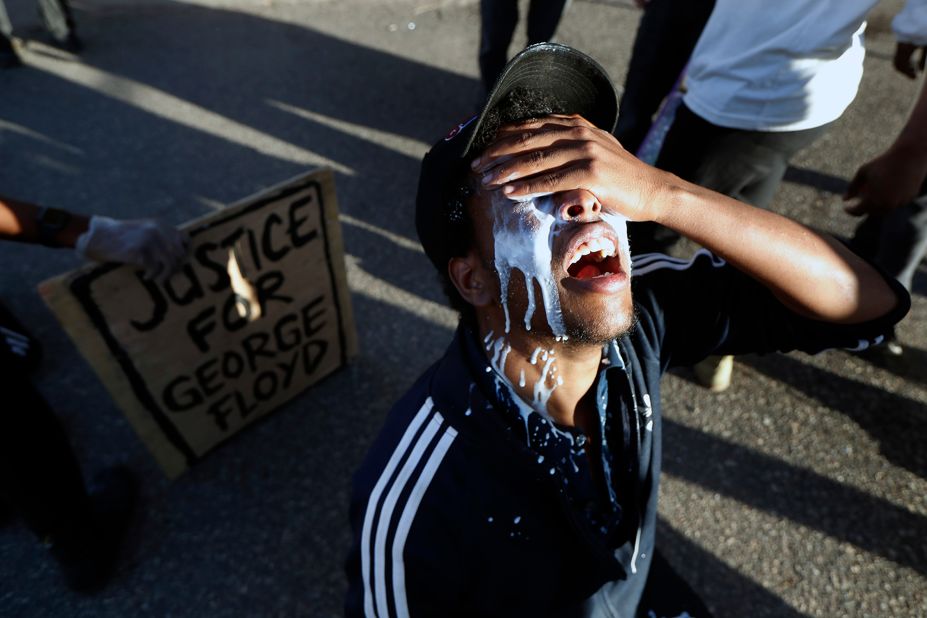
[566,236,622,280]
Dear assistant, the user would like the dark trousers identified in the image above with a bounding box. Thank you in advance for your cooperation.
[615,0,716,154]
[0,303,91,546]
[631,103,830,254]
[478,0,569,90]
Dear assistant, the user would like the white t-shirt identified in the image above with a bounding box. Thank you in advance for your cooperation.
[683,0,927,132]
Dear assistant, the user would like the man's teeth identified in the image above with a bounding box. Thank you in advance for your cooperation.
[569,238,617,265]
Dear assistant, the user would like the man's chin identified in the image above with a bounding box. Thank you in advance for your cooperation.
[560,305,636,346]
[562,317,635,345]
[552,287,635,345]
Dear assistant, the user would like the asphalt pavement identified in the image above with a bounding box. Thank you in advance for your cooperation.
[0,0,925,616]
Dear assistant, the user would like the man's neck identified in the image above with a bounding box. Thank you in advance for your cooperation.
[477,320,603,428]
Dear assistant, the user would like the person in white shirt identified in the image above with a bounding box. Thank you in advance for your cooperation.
[624,0,927,389]
[630,0,927,254]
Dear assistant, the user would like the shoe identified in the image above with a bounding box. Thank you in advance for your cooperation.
[853,329,904,364]
[693,354,733,392]
[885,336,904,357]
[50,466,137,593]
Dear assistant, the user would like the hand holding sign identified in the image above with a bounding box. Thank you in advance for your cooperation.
[76,216,190,282]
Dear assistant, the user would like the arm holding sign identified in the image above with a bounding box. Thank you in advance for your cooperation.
[0,195,189,281]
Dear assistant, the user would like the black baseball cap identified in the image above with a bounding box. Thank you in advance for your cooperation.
[415,43,620,272]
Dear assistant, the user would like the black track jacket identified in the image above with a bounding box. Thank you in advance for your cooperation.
[346,250,909,618]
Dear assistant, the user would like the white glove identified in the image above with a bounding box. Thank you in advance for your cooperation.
[75,216,190,281]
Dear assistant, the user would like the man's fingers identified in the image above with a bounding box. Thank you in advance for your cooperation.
[494,114,588,132]
[472,118,595,171]
[480,147,584,188]
[474,126,576,171]
[500,164,589,200]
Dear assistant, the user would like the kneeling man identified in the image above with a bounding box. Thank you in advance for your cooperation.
[345,44,909,617]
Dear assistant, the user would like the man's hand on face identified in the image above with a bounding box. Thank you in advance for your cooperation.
[470,115,665,221]
[75,216,190,282]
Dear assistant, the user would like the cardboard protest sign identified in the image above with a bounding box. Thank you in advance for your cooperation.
[39,169,357,477]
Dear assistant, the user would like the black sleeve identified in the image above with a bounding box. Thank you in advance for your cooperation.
[630,249,911,370]
[344,409,468,618]
[345,489,467,618]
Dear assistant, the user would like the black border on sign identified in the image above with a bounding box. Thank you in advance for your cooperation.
[68,178,347,467]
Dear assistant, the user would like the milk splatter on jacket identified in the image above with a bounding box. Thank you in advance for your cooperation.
[345,250,908,618]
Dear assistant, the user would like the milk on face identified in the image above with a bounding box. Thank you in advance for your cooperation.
[487,193,630,418]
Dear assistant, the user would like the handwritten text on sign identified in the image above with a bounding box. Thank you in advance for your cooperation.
[40,171,356,476]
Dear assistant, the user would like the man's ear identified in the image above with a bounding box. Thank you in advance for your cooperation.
[448,251,495,307]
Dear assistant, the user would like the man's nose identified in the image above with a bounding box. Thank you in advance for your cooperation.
[556,190,602,222]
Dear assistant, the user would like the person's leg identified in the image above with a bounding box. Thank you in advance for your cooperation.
[0,369,138,591]
[654,105,829,210]
[730,124,831,209]
[479,0,519,91]
[36,0,80,51]
[525,0,569,45]
[615,0,716,155]
[0,326,136,592]
[0,0,19,68]
[0,364,93,550]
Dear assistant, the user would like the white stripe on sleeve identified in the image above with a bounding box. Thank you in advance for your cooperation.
[373,413,445,616]
[361,398,435,618]
[392,425,458,618]
[633,248,725,277]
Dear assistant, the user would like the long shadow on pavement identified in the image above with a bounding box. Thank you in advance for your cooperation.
[0,2,476,615]
[664,417,927,577]
[739,352,927,478]
[657,518,809,618]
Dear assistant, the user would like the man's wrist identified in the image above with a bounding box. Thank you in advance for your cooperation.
[49,210,90,249]
[644,170,688,228]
